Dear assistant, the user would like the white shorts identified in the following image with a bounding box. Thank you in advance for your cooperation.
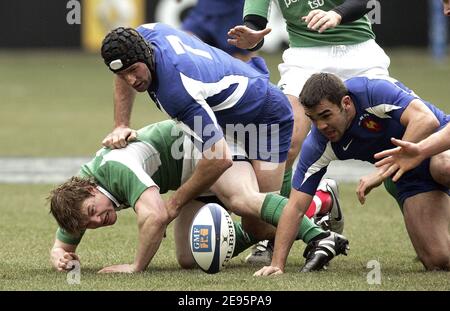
[180,135,248,197]
[278,39,391,97]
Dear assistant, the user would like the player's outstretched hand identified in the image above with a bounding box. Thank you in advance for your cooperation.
[227,25,271,50]
[254,265,283,277]
[374,138,425,182]
[57,252,80,272]
[98,263,136,273]
[302,9,342,33]
[102,126,137,149]
[356,170,384,205]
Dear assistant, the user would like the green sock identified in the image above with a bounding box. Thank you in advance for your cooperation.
[232,220,259,258]
[280,168,292,198]
[383,178,403,213]
[260,193,324,243]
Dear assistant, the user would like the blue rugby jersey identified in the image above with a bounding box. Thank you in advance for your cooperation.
[195,0,244,14]
[292,76,449,195]
[137,23,271,151]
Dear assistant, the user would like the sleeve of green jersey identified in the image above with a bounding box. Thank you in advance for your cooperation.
[99,160,158,209]
[244,0,271,19]
[56,227,84,245]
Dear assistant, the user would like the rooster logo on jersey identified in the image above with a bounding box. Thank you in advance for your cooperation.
[360,114,382,132]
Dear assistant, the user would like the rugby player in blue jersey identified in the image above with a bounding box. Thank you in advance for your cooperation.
[179,0,253,62]
[255,73,450,275]
[98,24,350,272]
[178,0,267,262]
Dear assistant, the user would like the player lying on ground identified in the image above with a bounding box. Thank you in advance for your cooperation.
[49,121,348,273]
[255,73,450,276]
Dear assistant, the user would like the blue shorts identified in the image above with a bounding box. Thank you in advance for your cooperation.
[396,122,450,205]
[225,84,293,163]
[181,8,249,56]
[396,158,450,205]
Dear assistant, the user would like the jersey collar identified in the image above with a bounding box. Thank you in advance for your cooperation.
[96,186,122,211]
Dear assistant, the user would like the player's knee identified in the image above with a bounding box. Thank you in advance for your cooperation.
[437,159,450,185]
[431,153,450,186]
[177,253,196,269]
[228,195,255,217]
[217,185,259,218]
[420,250,450,271]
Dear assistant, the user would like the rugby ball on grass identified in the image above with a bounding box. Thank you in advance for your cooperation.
[189,203,235,274]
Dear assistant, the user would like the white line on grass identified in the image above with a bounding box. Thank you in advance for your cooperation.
[0,157,374,184]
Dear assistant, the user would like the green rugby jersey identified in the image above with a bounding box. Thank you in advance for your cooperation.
[244,0,375,47]
[56,120,184,245]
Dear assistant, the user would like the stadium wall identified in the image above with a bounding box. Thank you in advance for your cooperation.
[0,0,447,49]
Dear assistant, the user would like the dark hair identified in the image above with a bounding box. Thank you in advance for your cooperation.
[299,73,348,109]
[48,176,97,235]
[101,27,155,74]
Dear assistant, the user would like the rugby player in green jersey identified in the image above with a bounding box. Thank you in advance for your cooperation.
[49,121,348,273]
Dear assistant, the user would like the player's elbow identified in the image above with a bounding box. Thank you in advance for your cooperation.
[218,157,233,171]
[139,200,171,227]
[204,156,233,174]
[424,114,441,131]
[147,207,171,228]
[413,105,440,130]
[217,158,233,177]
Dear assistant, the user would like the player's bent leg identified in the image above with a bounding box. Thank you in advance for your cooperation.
[251,160,286,193]
[174,200,204,269]
[240,160,285,265]
[403,191,450,270]
[210,161,264,218]
[210,160,285,265]
[430,150,450,187]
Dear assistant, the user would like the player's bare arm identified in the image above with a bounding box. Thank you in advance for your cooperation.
[400,99,440,142]
[167,137,233,218]
[102,75,137,149]
[356,167,387,204]
[374,124,450,180]
[380,99,440,180]
[98,186,169,273]
[50,239,79,272]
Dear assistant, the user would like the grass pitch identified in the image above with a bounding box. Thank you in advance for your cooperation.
[1,183,449,291]
[0,50,449,290]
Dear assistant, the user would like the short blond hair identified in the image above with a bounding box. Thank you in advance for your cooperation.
[48,176,97,235]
